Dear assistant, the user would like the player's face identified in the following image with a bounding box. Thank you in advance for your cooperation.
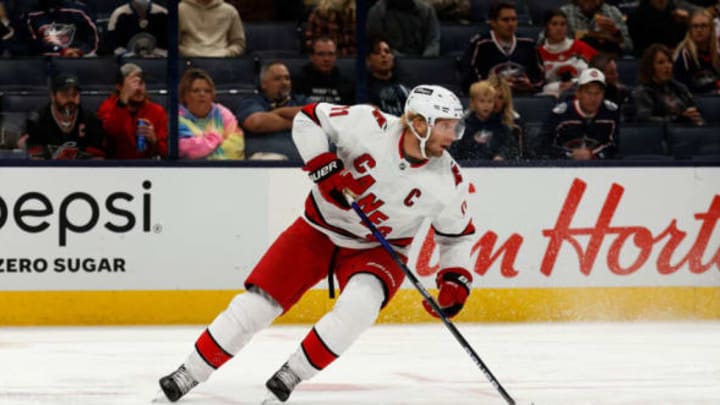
[310,40,337,75]
[576,82,605,115]
[184,78,215,118]
[471,94,495,120]
[427,119,462,157]
[51,87,80,116]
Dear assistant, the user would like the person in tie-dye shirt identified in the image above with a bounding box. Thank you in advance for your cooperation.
[178,68,245,159]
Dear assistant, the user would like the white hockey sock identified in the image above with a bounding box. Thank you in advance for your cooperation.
[185,290,282,382]
[288,274,385,380]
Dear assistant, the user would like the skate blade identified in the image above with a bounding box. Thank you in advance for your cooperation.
[260,390,282,404]
[151,389,170,403]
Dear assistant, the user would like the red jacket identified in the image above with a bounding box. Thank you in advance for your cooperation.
[97,94,168,159]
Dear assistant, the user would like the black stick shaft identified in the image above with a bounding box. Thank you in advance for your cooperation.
[350,201,516,405]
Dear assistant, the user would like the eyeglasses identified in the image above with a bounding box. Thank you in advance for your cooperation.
[690,24,710,30]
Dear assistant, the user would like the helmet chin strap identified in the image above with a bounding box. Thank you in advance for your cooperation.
[407,117,432,160]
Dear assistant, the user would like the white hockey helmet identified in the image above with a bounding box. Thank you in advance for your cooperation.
[404,85,465,158]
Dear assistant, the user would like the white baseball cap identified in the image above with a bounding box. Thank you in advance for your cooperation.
[577,68,606,87]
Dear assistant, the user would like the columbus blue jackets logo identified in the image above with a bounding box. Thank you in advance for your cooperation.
[39,23,76,48]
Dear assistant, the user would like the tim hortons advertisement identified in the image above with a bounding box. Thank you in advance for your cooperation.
[0,167,717,291]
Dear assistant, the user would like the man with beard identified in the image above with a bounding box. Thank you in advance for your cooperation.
[20,0,98,56]
[25,73,105,159]
[235,62,307,160]
[97,63,168,159]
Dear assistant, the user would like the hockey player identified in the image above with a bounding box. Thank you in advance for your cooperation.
[158,85,476,403]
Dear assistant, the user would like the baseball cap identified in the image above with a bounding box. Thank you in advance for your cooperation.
[50,73,80,93]
[577,68,606,88]
[115,62,144,84]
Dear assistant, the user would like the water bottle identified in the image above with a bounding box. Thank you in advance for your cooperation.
[136,119,147,152]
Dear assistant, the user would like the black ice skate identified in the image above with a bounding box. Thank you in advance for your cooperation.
[265,362,301,402]
[158,365,198,402]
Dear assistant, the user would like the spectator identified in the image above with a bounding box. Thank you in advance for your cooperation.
[293,37,355,105]
[304,0,356,56]
[366,37,410,116]
[539,9,598,98]
[674,9,720,93]
[178,68,245,160]
[450,80,519,161]
[634,43,705,124]
[486,73,527,156]
[560,0,633,56]
[25,73,105,159]
[540,68,620,160]
[107,0,169,57]
[235,62,307,160]
[425,0,471,23]
[589,53,635,121]
[96,63,168,159]
[18,0,99,56]
[461,1,544,95]
[179,0,246,57]
[0,2,13,55]
[367,0,440,57]
[628,0,688,58]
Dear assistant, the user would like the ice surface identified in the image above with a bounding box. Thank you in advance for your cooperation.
[0,322,718,404]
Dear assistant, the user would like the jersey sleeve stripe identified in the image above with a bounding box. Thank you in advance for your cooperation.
[433,221,476,238]
[301,102,321,126]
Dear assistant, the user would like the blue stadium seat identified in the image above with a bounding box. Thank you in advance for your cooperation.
[0,112,28,149]
[50,57,118,91]
[395,57,462,95]
[216,90,257,113]
[186,56,259,91]
[695,96,720,124]
[1,94,49,113]
[245,132,302,162]
[513,96,556,123]
[245,23,302,54]
[277,57,308,79]
[618,124,665,158]
[336,57,356,78]
[440,24,482,56]
[516,25,542,41]
[526,0,568,25]
[616,58,638,87]
[0,58,50,93]
[667,125,720,159]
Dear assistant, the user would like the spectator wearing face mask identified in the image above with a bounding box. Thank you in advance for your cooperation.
[107,0,169,57]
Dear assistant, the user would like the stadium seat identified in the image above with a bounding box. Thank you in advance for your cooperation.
[245,132,302,162]
[471,0,531,24]
[336,57,356,78]
[216,90,257,113]
[516,25,542,41]
[0,112,28,149]
[694,96,720,124]
[618,124,666,158]
[616,58,638,87]
[50,57,118,92]
[440,24,482,56]
[526,0,568,25]
[278,57,308,79]
[245,23,302,54]
[667,125,720,159]
[395,57,462,95]
[0,58,50,93]
[1,94,49,113]
[186,56,259,91]
[513,96,556,123]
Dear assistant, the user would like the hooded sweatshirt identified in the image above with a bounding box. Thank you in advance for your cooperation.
[179,0,246,57]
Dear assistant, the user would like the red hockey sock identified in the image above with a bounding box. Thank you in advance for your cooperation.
[194,329,233,369]
[300,327,338,370]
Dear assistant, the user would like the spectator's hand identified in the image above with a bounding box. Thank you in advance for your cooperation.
[119,75,142,104]
[137,119,157,144]
[59,48,84,57]
[681,107,704,126]
[594,14,617,33]
[571,147,594,160]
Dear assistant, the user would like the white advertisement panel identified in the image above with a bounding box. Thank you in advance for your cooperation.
[0,167,718,291]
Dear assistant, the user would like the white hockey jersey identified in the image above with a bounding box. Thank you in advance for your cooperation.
[293,102,476,271]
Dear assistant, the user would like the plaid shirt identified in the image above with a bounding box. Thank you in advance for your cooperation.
[304,8,356,56]
[560,3,632,54]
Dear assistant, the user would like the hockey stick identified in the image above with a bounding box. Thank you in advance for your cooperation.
[349,201,518,405]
